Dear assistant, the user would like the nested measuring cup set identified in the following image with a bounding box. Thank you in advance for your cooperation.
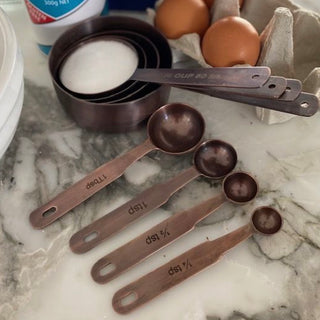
[29,103,283,314]
[48,16,319,134]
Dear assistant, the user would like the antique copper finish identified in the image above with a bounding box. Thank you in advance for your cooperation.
[178,76,287,99]
[128,67,271,88]
[29,103,205,229]
[90,171,257,284]
[179,77,301,100]
[193,140,238,179]
[69,140,237,254]
[184,84,318,116]
[251,206,283,234]
[49,16,172,131]
[223,172,258,204]
[112,206,282,314]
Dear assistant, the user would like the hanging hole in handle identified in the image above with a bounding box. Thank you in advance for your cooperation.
[300,101,309,109]
[268,84,276,89]
[42,207,57,218]
[120,291,138,307]
[252,74,260,79]
[99,263,116,276]
[286,87,291,92]
[84,231,98,243]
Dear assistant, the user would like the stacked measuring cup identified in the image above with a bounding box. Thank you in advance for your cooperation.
[48,16,319,133]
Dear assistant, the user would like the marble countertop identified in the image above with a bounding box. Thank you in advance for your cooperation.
[1,3,320,320]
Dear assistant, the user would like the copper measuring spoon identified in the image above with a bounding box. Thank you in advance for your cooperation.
[69,140,237,254]
[91,171,258,284]
[112,206,282,314]
[29,103,205,229]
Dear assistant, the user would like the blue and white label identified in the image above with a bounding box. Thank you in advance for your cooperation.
[25,0,88,23]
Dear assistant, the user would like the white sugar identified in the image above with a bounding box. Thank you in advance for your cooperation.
[59,40,138,94]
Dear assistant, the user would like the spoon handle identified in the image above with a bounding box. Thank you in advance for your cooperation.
[112,223,253,314]
[208,76,288,99]
[188,87,319,117]
[69,166,200,254]
[91,192,226,284]
[131,67,271,88]
[29,139,154,229]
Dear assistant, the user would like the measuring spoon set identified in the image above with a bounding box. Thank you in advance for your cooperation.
[28,103,283,314]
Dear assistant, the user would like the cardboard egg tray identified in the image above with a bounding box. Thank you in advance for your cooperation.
[148,0,320,124]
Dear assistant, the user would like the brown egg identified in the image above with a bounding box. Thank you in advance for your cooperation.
[201,16,260,67]
[155,0,210,39]
[204,0,244,9]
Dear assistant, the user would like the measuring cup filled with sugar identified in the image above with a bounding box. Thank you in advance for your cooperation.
[57,36,271,99]
[23,0,108,54]
[59,38,140,96]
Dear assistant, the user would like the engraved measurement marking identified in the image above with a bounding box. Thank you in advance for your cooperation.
[174,73,195,79]
[195,73,208,79]
[128,201,147,215]
[145,225,170,245]
[86,174,107,190]
[168,259,192,276]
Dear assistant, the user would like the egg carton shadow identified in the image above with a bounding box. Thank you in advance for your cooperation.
[147,0,320,124]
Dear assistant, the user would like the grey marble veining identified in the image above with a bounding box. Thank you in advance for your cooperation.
[1,5,320,320]
[0,76,320,320]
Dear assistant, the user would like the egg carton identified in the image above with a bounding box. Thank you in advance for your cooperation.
[147,0,320,124]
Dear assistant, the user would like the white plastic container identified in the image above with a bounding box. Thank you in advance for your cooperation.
[0,7,24,160]
[23,0,107,54]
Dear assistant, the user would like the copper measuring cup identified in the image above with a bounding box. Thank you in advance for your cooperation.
[29,103,205,229]
[112,206,282,314]
[69,139,237,254]
[91,171,258,284]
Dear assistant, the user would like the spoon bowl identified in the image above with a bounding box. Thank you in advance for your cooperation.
[148,103,205,154]
[194,140,238,179]
[251,206,282,235]
[223,171,258,204]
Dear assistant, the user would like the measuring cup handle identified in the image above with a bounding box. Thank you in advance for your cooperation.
[91,192,226,284]
[201,89,319,117]
[112,224,252,314]
[29,139,154,229]
[131,67,270,88]
[69,166,199,254]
